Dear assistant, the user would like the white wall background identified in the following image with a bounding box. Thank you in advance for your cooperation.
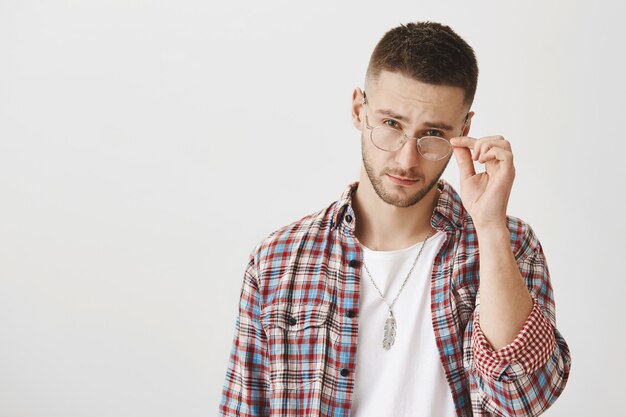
[1,0,624,416]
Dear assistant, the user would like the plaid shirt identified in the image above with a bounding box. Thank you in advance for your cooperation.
[219,180,571,417]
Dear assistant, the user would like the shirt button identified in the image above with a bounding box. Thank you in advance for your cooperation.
[340,368,349,377]
[348,259,360,268]
[287,316,297,326]
[346,310,356,318]
[345,214,353,223]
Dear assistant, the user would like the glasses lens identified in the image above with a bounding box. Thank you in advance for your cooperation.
[418,137,451,160]
[371,125,403,151]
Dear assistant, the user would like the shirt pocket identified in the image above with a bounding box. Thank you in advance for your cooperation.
[261,300,331,391]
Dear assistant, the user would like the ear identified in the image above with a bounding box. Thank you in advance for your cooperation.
[462,111,475,136]
[351,87,365,131]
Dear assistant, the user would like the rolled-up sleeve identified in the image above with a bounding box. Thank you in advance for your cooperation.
[464,221,571,416]
[472,297,557,382]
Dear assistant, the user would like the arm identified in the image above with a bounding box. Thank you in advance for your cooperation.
[474,223,534,349]
[451,135,535,348]
[466,220,571,416]
[450,136,571,415]
[219,254,270,417]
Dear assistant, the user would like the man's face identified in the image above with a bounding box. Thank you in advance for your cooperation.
[352,71,472,208]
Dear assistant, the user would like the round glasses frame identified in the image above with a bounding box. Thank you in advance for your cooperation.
[362,91,469,161]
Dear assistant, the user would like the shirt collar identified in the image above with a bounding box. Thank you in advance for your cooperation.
[331,179,466,231]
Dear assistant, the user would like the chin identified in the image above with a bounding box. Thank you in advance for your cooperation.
[377,182,429,207]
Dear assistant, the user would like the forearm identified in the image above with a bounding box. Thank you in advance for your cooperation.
[467,218,570,415]
[476,222,533,349]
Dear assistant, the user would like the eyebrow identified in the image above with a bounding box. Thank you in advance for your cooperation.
[375,108,455,131]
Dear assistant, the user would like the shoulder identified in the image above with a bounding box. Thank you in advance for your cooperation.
[504,214,542,260]
[250,199,337,265]
[250,183,357,264]
[245,199,339,306]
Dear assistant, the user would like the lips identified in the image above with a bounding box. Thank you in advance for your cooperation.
[389,175,418,181]
[387,174,420,186]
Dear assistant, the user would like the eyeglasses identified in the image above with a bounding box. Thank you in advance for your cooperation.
[362,91,468,161]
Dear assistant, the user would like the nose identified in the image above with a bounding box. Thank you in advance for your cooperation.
[393,137,422,169]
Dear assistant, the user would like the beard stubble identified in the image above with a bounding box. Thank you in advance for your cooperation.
[361,140,449,208]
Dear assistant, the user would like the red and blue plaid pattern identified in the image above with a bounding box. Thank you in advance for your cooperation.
[220,180,571,416]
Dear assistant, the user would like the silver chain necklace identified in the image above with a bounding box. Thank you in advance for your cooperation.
[362,229,434,350]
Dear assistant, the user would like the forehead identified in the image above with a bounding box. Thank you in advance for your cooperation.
[367,71,467,121]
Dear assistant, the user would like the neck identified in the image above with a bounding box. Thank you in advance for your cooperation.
[352,171,440,251]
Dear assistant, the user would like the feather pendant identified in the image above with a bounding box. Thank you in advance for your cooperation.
[382,310,397,350]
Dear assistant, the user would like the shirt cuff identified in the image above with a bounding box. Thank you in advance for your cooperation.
[472,298,557,381]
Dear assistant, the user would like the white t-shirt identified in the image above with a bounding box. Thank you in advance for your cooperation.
[351,230,456,417]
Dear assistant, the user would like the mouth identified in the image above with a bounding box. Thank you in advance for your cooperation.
[386,174,420,186]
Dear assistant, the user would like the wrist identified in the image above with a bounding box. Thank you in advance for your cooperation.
[474,219,509,240]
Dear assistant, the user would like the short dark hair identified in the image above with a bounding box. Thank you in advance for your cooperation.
[366,21,479,106]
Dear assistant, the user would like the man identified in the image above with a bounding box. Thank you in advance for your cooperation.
[219,21,571,417]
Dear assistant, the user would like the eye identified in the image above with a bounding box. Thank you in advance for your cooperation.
[383,119,402,130]
[424,129,445,137]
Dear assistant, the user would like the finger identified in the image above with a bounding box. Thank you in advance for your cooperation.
[475,141,495,161]
[452,145,476,180]
[450,136,478,149]
[478,146,513,164]
[472,137,511,161]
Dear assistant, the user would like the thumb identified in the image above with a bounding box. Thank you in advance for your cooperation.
[452,146,476,180]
